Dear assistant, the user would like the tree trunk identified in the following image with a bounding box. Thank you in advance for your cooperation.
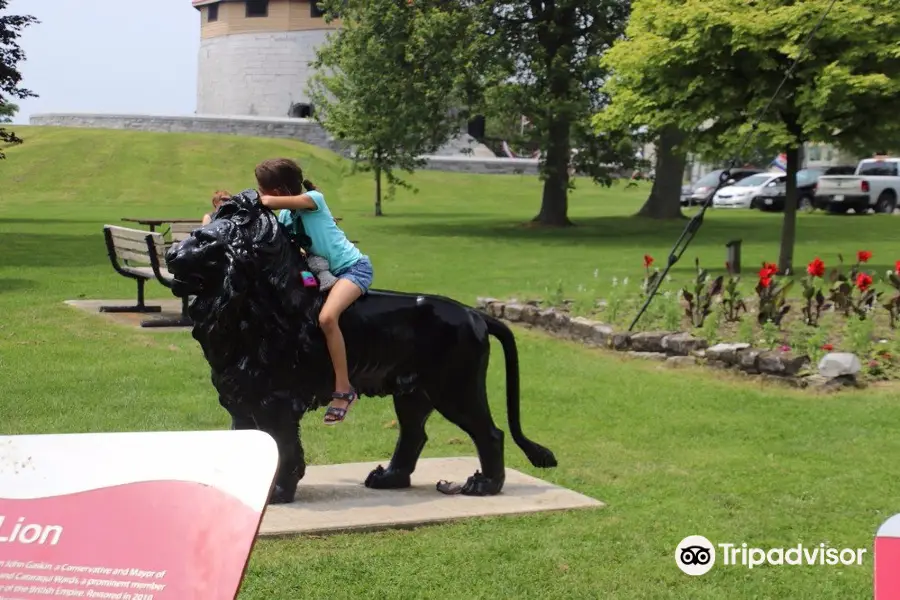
[532,116,573,227]
[374,165,383,217]
[636,125,687,219]
[777,146,801,275]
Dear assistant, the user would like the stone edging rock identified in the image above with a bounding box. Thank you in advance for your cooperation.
[476,298,864,392]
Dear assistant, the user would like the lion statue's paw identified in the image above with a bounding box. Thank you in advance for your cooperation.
[436,471,504,496]
[364,464,412,489]
[268,484,298,505]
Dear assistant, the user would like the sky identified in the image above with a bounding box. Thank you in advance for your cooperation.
[9,0,200,124]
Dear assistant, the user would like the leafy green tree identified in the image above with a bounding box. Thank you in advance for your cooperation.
[0,2,38,159]
[309,0,476,216]
[472,0,637,226]
[596,0,900,272]
[633,125,688,220]
[0,101,18,123]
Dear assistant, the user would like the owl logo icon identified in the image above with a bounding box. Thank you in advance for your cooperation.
[676,535,716,575]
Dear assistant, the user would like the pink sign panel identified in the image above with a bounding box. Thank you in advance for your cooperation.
[875,513,900,599]
[0,430,278,600]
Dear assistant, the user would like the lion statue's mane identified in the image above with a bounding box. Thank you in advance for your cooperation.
[165,189,556,504]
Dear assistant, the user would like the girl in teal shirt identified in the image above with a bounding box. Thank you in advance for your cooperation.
[256,158,374,425]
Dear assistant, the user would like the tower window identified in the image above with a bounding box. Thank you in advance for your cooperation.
[246,0,268,17]
[207,3,218,22]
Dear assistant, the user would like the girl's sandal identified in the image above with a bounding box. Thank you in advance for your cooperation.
[323,389,358,425]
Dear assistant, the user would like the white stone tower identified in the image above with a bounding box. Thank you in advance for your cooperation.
[192,0,340,117]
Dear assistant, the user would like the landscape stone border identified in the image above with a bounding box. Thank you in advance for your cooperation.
[476,298,864,392]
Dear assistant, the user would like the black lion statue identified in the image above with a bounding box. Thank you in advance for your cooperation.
[164,189,557,504]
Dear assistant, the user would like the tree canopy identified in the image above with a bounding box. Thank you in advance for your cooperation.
[309,0,477,215]
[471,0,637,226]
[316,0,640,224]
[595,0,900,270]
[0,1,38,159]
[597,0,900,157]
[0,101,18,123]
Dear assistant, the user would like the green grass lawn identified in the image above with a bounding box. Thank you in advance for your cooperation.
[2,127,899,598]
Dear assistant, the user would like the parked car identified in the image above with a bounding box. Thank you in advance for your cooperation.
[712,172,785,209]
[681,167,763,206]
[753,165,857,211]
[814,157,900,214]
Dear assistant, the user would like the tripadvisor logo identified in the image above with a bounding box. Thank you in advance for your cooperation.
[675,535,715,576]
[675,535,868,575]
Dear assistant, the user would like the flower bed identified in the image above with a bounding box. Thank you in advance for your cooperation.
[478,250,900,390]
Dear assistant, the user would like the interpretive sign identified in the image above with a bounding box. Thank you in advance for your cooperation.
[876,513,900,599]
[0,430,279,599]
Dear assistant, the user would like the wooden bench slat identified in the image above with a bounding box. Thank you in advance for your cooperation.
[105,225,155,244]
[121,265,172,280]
[119,265,152,279]
[113,237,163,257]
[148,238,171,257]
[115,248,156,265]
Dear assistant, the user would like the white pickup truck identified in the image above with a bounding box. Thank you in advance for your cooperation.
[814,156,900,214]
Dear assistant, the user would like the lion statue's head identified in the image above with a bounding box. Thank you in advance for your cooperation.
[166,189,298,298]
[165,189,329,406]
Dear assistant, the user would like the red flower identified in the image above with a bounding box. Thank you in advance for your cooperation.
[806,257,825,277]
[759,276,772,288]
[758,262,777,282]
[779,345,791,352]
[643,254,654,268]
[822,344,834,351]
[857,250,872,263]
[856,272,873,291]
[895,259,900,274]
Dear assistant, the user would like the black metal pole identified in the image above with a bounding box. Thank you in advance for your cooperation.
[628,168,732,332]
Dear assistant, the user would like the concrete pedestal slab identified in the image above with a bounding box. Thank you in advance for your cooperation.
[259,457,603,537]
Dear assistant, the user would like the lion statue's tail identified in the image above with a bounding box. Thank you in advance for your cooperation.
[483,314,559,469]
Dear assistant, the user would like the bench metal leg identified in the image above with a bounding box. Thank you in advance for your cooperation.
[100,279,161,313]
[140,296,192,328]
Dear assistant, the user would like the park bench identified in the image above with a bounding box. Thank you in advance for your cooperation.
[101,225,192,328]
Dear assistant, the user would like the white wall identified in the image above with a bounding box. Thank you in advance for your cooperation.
[196,30,333,117]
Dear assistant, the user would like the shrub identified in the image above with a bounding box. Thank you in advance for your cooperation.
[722,262,748,323]
[682,258,723,328]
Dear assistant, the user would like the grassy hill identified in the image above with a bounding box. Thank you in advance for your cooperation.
[2,127,898,599]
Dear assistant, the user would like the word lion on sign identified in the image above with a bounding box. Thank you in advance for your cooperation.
[0,516,62,545]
